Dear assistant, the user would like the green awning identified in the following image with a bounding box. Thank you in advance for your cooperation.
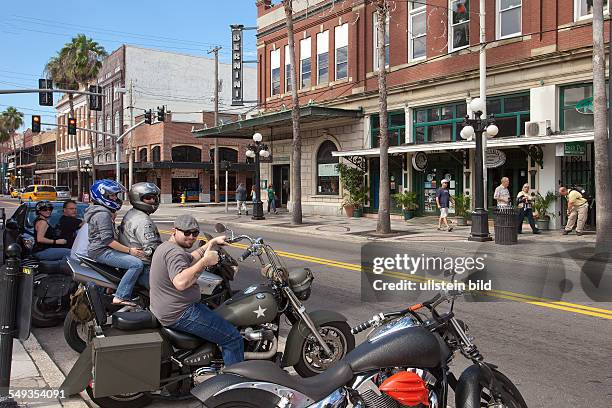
[192,106,363,140]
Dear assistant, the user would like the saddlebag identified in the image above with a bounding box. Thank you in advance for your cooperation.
[34,274,75,310]
[91,332,163,398]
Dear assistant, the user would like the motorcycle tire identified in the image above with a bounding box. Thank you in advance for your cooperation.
[293,321,355,378]
[456,365,528,408]
[85,386,151,408]
[31,294,64,328]
[63,312,89,354]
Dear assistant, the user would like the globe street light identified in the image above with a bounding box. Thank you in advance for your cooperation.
[80,159,93,199]
[462,100,497,242]
[247,133,269,220]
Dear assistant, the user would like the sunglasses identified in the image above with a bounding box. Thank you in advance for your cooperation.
[40,207,53,212]
[142,194,158,201]
[178,229,199,237]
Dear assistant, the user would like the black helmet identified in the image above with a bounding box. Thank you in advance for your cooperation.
[35,200,54,214]
[128,182,161,214]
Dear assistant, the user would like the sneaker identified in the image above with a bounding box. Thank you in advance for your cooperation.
[576,231,583,236]
[448,226,454,232]
[562,230,570,235]
[533,230,541,235]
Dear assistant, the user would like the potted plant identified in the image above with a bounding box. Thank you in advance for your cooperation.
[533,191,557,230]
[337,163,367,217]
[392,191,419,220]
[452,193,471,226]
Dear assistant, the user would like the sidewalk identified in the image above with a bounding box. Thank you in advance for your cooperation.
[8,335,88,408]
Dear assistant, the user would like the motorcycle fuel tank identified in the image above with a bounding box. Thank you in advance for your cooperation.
[215,284,278,327]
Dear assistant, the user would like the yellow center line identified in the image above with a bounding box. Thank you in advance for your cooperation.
[157,229,612,319]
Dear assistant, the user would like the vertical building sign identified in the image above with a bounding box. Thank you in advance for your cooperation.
[231,24,244,106]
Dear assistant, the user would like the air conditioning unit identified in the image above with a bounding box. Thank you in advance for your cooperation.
[525,120,551,137]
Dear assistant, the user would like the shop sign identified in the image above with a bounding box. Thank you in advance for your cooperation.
[274,155,290,162]
[172,169,198,179]
[485,149,506,168]
[564,141,586,156]
[230,24,244,106]
[412,152,428,172]
[318,163,339,177]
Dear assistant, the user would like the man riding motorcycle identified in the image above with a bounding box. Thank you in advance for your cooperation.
[119,182,163,289]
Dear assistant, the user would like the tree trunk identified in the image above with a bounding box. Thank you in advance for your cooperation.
[284,0,303,225]
[11,134,18,188]
[592,0,612,254]
[69,94,82,201]
[376,1,391,234]
[89,132,97,183]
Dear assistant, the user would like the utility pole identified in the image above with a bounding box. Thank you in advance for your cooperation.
[208,46,222,203]
[128,80,134,189]
[479,0,488,210]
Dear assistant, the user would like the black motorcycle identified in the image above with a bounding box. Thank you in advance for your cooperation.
[191,279,528,408]
[63,232,237,353]
[61,223,354,408]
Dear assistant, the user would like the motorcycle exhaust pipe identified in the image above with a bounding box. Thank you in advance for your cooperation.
[244,337,278,360]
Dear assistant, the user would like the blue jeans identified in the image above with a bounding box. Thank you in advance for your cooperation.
[96,249,144,301]
[34,247,71,262]
[517,208,538,233]
[169,303,244,367]
[138,264,151,289]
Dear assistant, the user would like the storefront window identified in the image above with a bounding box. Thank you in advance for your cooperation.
[139,148,147,162]
[486,93,530,137]
[209,147,238,163]
[172,145,202,162]
[152,146,161,162]
[413,101,465,143]
[316,140,339,195]
[559,83,604,131]
[371,111,406,148]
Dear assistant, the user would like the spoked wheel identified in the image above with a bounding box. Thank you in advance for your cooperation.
[85,386,152,408]
[293,321,355,377]
[479,370,528,408]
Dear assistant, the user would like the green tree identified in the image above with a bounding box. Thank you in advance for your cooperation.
[45,34,107,196]
[1,107,24,169]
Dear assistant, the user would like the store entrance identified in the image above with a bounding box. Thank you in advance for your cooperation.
[272,165,290,207]
[486,148,527,208]
[413,154,463,215]
[172,178,200,203]
[560,142,595,228]
[369,156,403,213]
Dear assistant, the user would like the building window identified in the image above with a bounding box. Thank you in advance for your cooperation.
[371,111,406,148]
[172,145,201,162]
[271,48,281,96]
[413,102,467,143]
[105,115,111,133]
[560,84,595,131]
[106,153,112,162]
[317,31,329,85]
[139,148,148,162]
[575,0,608,20]
[300,37,312,89]
[497,0,522,39]
[373,12,390,70]
[285,45,292,93]
[152,146,161,162]
[97,154,103,163]
[485,93,530,137]
[114,112,120,134]
[316,140,339,195]
[409,2,427,61]
[209,147,238,163]
[450,0,470,51]
[334,24,349,80]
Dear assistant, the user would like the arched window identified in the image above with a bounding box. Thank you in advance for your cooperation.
[139,148,148,162]
[172,145,201,162]
[152,146,161,162]
[316,140,339,195]
[209,147,238,163]
[105,115,111,132]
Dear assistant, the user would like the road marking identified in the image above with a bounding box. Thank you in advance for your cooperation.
[156,230,612,320]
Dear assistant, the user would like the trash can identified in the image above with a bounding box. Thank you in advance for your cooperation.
[493,207,521,245]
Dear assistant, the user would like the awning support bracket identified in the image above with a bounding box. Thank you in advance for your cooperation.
[344,155,367,172]
[520,145,544,169]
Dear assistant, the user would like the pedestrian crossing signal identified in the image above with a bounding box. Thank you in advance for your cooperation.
[68,118,77,135]
[32,115,41,133]
[144,110,152,125]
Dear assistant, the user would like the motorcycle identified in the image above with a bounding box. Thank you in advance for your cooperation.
[191,276,528,408]
[60,223,354,408]
[63,232,237,353]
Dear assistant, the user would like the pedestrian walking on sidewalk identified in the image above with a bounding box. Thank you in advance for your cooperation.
[494,177,511,207]
[516,184,540,234]
[236,183,247,215]
[559,186,588,236]
[267,186,277,214]
[436,179,454,232]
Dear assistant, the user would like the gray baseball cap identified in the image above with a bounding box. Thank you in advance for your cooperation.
[174,214,199,231]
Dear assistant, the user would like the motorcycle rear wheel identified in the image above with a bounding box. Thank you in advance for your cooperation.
[63,312,89,353]
[85,386,151,408]
[31,294,64,328]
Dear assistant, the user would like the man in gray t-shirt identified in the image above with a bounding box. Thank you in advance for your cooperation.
[149,215,243,366]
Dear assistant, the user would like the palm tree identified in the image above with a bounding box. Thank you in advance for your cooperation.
[46,34,107,197]
[2,107,24,169]
[0,115,10,194]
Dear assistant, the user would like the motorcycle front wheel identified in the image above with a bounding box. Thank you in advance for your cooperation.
[456,365,528,408]
[293,321,354,378]
[85,386,151,408]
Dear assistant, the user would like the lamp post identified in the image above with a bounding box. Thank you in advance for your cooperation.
[461,98,498,242]
[246,133,269,220]
[80,159,92,200]
[17,169,22,189]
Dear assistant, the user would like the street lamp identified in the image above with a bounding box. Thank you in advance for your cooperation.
[461,98,498,242]
[80,159,93,198]
[17,169,22,189]
[246,132,269,220]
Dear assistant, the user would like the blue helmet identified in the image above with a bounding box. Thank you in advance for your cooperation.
[90,179,126,212]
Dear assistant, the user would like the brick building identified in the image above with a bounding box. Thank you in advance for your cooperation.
[195,0,607,229]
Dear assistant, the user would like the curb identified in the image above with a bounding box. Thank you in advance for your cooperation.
[21,333,92,408]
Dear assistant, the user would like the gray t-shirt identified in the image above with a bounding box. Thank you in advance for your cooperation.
[149,241,201,326]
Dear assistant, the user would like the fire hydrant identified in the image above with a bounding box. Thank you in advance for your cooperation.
[180,192,186,205]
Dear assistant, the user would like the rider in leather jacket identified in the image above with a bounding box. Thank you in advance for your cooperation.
[119,182,162,288]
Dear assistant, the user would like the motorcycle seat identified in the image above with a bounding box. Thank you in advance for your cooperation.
[222,360,353,402]
[112,311,159,331]
[78,256,124,283]
[160,326,207,350]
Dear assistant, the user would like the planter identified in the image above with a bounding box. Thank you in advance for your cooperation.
[536,219,550,231]
[403,209,415,220]
[344,205,355,218]
[455,216,467,226]
[353,208,363,218]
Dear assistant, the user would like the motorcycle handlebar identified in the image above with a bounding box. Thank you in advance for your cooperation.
[239,248,252,262]
[351,312,385,335]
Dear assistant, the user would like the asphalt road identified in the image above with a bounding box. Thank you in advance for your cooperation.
[2,199,610,407]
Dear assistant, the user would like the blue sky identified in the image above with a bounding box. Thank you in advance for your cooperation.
[0,0,258,130]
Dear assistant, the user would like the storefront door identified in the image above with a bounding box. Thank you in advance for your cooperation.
[369,157,403,213]
[272,165,290,206]
[413,154,463,215]
[486,148,527,209]
[560,142,595,228]
[173,178,200,203]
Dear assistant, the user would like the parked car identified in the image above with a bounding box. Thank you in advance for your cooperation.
[10,188,24,199]
[55,186,71,201]
[20,185,57,203]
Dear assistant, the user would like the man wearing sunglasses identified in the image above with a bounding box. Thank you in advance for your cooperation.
[119,183,163,289]
[149,214,244,367]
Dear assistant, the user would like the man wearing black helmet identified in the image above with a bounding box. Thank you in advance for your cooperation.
[119,182,163,288]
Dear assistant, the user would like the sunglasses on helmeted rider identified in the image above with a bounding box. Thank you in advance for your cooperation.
[177,229,199,237]
[142,194,158,201]
[40,207,53,212]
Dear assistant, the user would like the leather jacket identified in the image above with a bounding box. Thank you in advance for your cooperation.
[118,208,162,264]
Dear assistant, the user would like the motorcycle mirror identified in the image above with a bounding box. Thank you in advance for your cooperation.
[214,223,226,233]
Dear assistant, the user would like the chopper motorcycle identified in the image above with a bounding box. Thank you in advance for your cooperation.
[190,279,528,408]
[60,223,354,408]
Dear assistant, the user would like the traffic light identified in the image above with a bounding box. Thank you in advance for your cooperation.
[67,117,77,135]
[32,115,41,133]
[144,109,152,125]
[38,79,53,106]
[88,85,103,111]
[157,106,165,122]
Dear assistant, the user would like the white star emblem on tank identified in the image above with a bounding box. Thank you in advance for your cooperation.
[253,306,267,319]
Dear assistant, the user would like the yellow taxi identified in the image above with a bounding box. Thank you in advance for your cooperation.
[20,185,57,203]
[10,188,22,198]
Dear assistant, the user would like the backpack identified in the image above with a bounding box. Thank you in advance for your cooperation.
[569,186,594,208]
